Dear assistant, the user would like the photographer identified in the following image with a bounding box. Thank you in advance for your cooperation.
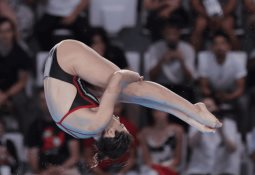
[145,21,196,130]
[146,21,195,92]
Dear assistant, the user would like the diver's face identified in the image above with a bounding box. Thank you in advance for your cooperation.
[103,116,128,138]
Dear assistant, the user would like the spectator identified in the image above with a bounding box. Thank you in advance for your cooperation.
[35,0,89,51]
[145,20,195,110]
[198,30,249,135]
[25,88,80,175]
[0,0,34,40]
[10,0,34,40]
[0,119,18,174]
[84,103,138,175]
[143,0,189,41]
[198,31,246,123]
[190,0,239,51]
[244,0,255,32]
[0,0,17,26]
[138,109,184,175]
[0,17,31,131]
[88,28,129,69]
[187,117,240,175]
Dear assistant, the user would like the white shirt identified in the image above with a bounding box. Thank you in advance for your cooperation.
[247,128,255,155]
[198,51,247,91]
[145,40,195,85]
[187,118,240,175]
[187,127,221,174]
[46,0,80,17]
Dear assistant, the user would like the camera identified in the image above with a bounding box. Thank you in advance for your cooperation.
[167,42,177,50]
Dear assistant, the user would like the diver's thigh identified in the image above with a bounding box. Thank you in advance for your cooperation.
[57,40,120,88]
[43,77,76,121]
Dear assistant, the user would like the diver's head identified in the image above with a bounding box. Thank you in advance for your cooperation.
[95,115,131,161]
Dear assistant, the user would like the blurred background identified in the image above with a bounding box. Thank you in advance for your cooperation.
[0,0,255,174]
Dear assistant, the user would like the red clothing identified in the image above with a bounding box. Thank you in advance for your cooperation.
[151,164,178,175]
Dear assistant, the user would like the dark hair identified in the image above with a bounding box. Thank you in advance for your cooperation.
[211,30,231,43]
[162,19,182,31]
[146,109,171,126]
[87,27,109,47]
[94,131,131,164]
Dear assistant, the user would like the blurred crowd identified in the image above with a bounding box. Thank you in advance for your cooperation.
[1,0,255,175]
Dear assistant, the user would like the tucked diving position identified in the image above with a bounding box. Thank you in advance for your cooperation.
[43,40,222,161]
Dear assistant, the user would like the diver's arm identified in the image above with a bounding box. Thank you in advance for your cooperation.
[94,70,142,128]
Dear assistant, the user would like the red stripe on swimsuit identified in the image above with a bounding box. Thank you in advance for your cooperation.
[56,76,99,138]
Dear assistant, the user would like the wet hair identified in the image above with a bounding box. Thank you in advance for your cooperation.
[94,131,131,165]
[211,30,231,43]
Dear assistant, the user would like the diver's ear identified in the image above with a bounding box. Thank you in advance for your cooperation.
[105,128,115,138]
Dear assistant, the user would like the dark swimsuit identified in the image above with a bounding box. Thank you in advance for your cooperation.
[44,45,100,138]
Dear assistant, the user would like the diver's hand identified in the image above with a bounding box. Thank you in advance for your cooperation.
[115,70,143,84]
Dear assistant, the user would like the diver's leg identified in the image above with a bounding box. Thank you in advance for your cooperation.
[119,81,222,132]
[56,40,120,88]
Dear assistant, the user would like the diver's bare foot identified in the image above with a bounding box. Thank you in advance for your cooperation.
[194,102,222,129]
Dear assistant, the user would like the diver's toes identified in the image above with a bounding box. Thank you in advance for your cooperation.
[215,121,222,128]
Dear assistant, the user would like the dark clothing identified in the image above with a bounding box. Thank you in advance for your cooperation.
[0,137,18,173]
[36,14,88,51]
[104,46,128,69]
[247,69,255,89]
[146,7,189,41]
[147,135,176,152]
[25,118,75,169]
[0,43,31,91]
